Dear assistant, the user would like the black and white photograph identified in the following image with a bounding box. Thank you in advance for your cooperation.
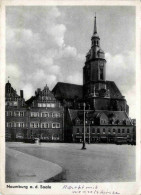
[0,1,140,195]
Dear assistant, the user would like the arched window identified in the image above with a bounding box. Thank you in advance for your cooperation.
[100,67,104,80]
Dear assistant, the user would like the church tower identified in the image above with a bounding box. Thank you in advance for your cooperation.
[83,15,109,109]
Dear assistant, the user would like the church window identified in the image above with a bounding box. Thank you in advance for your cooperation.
[100,67,104,80]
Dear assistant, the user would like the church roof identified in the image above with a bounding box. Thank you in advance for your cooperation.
[106,81,123,99]
[52,81,123,100]
[52,82,83,100]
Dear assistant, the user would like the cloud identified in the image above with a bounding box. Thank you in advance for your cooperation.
[6,64,21,80]
[22,83,34,100]
[105,51,136,118]
[60,46,77,57]
[125,85,136,118]
[66,72,82,85]
[48,6,61,18]
[47,24,66,48]
[105,51,135,94]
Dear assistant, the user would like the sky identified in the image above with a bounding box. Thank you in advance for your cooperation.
[6,6,136,118]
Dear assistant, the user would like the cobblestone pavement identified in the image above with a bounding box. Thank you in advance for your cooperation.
[7,142,136,182]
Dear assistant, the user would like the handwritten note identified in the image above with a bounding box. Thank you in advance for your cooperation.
[63,185,120,194]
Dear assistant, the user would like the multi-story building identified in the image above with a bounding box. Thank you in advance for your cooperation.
[65,109,135,144]
[5,82,64,142]
[25,85,64,142]
[5,81,27,141]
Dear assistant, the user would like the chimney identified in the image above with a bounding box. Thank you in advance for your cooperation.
[20,90,24,98]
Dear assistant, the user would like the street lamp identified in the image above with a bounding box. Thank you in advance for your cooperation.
[81,102,86,150]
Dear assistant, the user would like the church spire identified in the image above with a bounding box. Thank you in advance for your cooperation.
[92,14,99,40]
[94,13,97,34]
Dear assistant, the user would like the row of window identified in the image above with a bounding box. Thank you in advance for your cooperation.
[76,119,130,125]
[6,111,61,118]
[38,103,56,108]
[6,122,24,128]
[6,111,25,117]
[31,112,61,118]
[6,132,60,140]
[6,122,61,129]
[76,128,131,134]
[30,123,60,128]
[38,96,55,101]
[6,101,18,106]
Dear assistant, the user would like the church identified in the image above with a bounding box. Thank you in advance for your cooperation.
[52,16,135,144]
[5,16,136,144]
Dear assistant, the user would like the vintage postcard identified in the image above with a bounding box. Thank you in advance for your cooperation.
[0,0,141,195]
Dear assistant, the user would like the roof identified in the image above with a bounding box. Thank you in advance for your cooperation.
[25,96,36,106]
[52,81,123,100]
[5,81,20,98]
[52,82,83,100]
[68,109,131,124]
[106,81,123,99]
